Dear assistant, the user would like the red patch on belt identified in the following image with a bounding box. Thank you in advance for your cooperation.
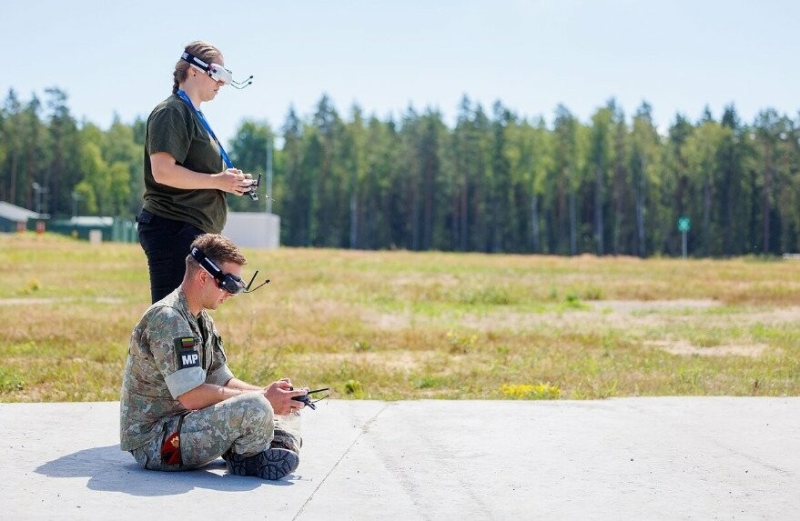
[161,432,181,465]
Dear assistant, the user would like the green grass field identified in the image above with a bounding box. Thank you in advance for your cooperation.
[2,232,800,402]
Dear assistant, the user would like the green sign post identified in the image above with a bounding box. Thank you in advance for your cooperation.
[678,217,690,257]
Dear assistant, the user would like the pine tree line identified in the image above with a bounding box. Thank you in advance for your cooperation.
[2,88,799,257]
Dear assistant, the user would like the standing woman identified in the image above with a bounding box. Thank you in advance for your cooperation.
[137,40,256,303]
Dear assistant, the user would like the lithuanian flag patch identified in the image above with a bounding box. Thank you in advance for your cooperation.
[175,337,196,350]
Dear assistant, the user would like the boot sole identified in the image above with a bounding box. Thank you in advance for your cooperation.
[227,448,300,481]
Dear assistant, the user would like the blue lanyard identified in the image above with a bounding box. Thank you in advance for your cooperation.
[176,90,233,168]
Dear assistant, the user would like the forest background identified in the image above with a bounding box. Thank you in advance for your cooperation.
[1,87,799,258]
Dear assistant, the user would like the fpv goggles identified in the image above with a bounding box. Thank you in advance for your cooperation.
[181,51,253,89]
[190,247,269,294]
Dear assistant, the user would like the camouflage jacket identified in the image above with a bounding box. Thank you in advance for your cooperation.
[119,287,235,451]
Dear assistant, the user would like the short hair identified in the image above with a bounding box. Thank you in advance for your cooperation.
[185,234,247,275]
[172,40,224,94]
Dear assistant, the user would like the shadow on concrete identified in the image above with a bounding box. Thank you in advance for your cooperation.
[35,445,294,495]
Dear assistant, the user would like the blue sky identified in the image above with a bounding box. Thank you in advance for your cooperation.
[2,0,799,145]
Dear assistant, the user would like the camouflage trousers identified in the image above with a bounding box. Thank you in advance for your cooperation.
[130,392,301,472]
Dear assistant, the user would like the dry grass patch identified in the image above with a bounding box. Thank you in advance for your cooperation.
[646,339,771,358]
[3,233,800,402]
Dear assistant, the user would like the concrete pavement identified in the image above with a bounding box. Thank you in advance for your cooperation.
[1,398,798,520]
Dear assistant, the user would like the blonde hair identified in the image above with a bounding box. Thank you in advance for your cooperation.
[172,40,224,94]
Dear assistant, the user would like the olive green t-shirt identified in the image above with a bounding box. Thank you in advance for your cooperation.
[142,94,227,234]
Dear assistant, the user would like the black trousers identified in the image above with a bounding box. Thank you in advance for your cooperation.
[137,209,205,303]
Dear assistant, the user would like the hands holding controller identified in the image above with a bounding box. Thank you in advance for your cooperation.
[291,388,330,410]
[263,380,329,415]
[219,169,260,200]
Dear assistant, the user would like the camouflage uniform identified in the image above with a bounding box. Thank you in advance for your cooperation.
[120,288,299,471]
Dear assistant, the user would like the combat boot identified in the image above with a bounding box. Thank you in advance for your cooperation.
[225,448,299,480]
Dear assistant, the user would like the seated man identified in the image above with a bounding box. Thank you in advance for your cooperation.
[120,233,307,480]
